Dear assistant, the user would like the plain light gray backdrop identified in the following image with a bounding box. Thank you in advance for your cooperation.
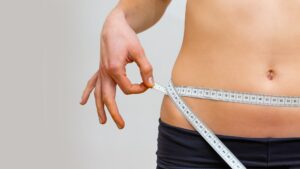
[0,0,186,169]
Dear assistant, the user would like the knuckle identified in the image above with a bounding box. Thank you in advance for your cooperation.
[131,42,144,52]
[123,88,132,95]
[142,64,153,74]
[133,47,144,55]
[107,62,122,73]
[129,45,144,57]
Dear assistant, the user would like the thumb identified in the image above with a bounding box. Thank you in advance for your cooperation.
[128,46,154,88]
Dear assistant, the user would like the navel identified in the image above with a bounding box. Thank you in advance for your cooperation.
[267,69,275,80]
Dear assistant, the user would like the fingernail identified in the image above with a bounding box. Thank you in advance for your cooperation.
[148,77,154,87]
[116,123,121,129]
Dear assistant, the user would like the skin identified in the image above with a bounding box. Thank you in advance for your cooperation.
[81,0,300,138]
[80,0,171,129]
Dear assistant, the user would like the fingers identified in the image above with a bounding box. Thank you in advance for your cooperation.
[128,45,154,88]
[94,72,107,124]
[80,71,98,105]
[108,64,148,95]
[105,46,154,95]
[101,70,125,129]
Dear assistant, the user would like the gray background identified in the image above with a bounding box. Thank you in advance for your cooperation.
[0,0,186,168]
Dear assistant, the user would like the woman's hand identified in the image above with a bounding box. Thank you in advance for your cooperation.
[80,8,154,129]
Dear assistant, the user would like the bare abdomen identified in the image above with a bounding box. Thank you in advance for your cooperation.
[159,0,300,138]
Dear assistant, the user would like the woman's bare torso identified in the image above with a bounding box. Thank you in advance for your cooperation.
[160,0,300,138]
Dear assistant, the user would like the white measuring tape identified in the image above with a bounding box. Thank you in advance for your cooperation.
[152,80,246,169]
[153,81,300,107]
[152,80,300,168]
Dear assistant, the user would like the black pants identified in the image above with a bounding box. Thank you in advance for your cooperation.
[156,118,300,169]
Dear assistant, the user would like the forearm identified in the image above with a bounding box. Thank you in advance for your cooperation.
[113,0,171,33]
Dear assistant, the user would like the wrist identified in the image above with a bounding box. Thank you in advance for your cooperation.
[102,7,127,35]
[106,6,138,31]
[112,3,149,33]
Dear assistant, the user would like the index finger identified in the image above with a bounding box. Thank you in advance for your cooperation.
[111,66,148,95]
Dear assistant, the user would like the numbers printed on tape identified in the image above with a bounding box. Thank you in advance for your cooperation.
[151,80,300,169]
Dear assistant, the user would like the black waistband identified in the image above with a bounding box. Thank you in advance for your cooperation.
[156,117,300,168]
